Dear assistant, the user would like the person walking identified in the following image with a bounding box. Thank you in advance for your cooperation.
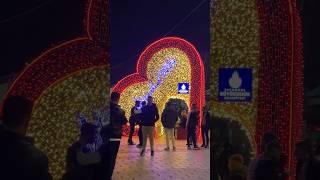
[201,105,211,148]
[100,92,127,180]
[0,96,52,180]
[140,96,159,156]
[128,101,141,145]
[186,104,200,150]
[161,102,178,151]
[136,101,146,148]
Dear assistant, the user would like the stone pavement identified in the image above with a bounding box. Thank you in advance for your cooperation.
[112,136,210,180]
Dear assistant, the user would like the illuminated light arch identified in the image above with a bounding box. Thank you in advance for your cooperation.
[112,37,205,137]
[211,0,303,178]
[1,0,109,179]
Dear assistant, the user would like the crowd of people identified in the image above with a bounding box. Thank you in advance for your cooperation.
[213,131,320,180]
[127,96,212,154]
[0,93,211,180]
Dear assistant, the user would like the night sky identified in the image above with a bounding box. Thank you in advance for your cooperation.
[110,0,210,86]
[0,0,86,76]
[0,0,319,91]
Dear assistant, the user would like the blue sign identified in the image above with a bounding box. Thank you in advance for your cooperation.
[218,68,252,102]
[178,82,190,94]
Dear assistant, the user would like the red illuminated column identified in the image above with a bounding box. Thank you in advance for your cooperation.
[256,0,303,178]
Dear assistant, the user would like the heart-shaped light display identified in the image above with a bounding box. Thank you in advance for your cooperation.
[112,37,205,136]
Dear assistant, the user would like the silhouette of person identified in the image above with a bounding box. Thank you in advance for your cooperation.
[140,96,159,156]
[201,105,211,148]
[63,123,102,180]
[186,104,200,150]
[128,101,141,145]
[0,96,52,180]
[136,101,146,148]
[100,92,127,180]
[161,102,178,151]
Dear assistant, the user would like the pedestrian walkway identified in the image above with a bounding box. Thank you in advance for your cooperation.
[112,136,210,180]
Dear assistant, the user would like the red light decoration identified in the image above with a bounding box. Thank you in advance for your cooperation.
[256,0,303,178]
[112,37,205,137]
[2,0,108,105]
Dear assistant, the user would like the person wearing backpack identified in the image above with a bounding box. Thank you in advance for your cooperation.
[161,102,178,151]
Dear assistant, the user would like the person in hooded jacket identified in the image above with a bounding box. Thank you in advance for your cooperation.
[161,102,178,151]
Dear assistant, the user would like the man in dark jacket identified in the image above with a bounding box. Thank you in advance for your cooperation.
[201,105,211,148]
[140,96,159,156]
[186,104,200,150]
[0,96,52,180]
[161,102,178,151]
[128,101,141,145]
[100,92,127,180]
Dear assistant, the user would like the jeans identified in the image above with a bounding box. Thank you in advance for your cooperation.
[187,127,197,147]
[164,128,175,148]
[201,126,209,146]
[128,122,135,142]
[142,126,155,151]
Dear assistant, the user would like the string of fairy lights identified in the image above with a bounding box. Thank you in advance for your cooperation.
[30,67,108,179]
[210,0,260,151]
[113,37,205,138]
[255,0,303,176]
[211,0,303,178]
[3,1,110,179]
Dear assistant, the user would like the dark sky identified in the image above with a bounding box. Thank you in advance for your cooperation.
[0,0,85,76]
[0,0,319,91]
[110,0,210,86]
[302,0,320,91]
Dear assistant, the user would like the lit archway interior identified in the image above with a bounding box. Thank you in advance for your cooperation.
[112,37,205,137]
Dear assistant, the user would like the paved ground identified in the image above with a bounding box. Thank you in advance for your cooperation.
[112,136,210,180]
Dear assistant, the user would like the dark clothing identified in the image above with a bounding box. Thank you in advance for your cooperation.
[202,111,211,129]
[128,106,142,143]
[128,122,135,143]
[100,102,127,180]
[202,126,209,146]
[129,107,142,124]
[161,108,178,129]
[138,125,143,145]
[254,155,286,180]
[228,174,246,180]
[179,116,187,128]
[217,145,233,180]
[63,142,102,180]
[0,125,52,180]
[186,111,199,147]
[102,102,127,140]
[187,111,199,129]
[187,127,197,148]
[100,141,121,180]
[141,103,159,126]
[305,157,320,180]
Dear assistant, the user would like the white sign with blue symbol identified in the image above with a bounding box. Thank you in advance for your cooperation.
[178,83,190,94]
[218,68,252,102]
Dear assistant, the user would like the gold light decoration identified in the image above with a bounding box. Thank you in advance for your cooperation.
[118,48,191,136]
[210,0,260,151]
[27,67,109,179]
